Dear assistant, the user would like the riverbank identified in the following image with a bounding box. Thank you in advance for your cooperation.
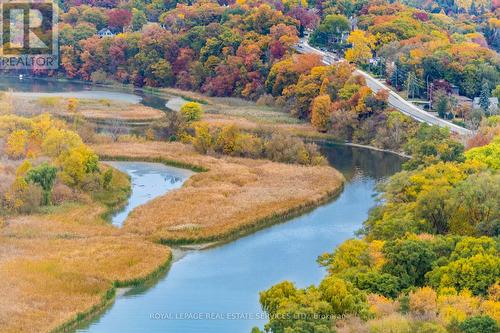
[0,165,173,333]
[1,141,344,332]
[93,141,345,244]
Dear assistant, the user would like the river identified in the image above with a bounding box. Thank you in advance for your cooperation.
[103,161,194,227]
[76,143,404,333]
[2,76,405,332]
[0,75,187,111]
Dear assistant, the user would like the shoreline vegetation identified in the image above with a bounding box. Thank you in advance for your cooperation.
[93,141,345,244]
[3,75,413,158]
[1,136,344,332]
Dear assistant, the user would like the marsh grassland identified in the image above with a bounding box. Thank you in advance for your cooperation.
[94,141,344,244]
[1,140,343,332]
[0,167,171,333]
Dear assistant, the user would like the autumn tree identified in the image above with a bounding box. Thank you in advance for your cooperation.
[6,130,29,159]
[59,145,99,187]
[108,9,131,31]
[180,102,203,122]
[345,30,375,64]
[311,95,332,132]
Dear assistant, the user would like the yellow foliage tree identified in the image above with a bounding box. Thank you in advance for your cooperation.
[41,128,83,158]
[345,30,375,64]
[311,95,332,132]
[180,102,203,122]
[6,129,29,159]
[59,145,99,187]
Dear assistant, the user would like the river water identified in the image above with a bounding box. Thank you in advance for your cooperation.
[76,143,404,333]
[1,76,405,332]
[0,76,180,110]
[103,161,194,227]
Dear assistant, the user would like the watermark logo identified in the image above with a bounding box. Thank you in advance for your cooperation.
[0,0,58,69]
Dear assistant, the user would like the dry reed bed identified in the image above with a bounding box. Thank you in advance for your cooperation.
[1,141,343,332]
[74,104,165,122]
[93,141,345,244]
[20,96,165,122]
[0,174,171,333]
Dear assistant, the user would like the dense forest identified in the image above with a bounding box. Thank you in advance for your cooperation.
[18,0,493,146]
[252,117,500,333]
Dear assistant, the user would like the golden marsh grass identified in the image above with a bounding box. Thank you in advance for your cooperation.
[0,168,170,333]
[94,141,345,244]
[1,141,343,332]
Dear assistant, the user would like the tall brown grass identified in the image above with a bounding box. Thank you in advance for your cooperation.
[0,168,170,333]
[93,141,344,244]
[1,141,343,332]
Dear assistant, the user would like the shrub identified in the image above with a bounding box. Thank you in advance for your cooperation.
[67,98,79,113]
[458,315,499,333]
[180,102,203,122]
[37,97,60,109]
[408,287,438,320]
[51,182,79,205]
[16,183,43,214]
[265,133,326,165]
[26,163,57,206]
[215,125,240,155]
[413,322,447,333]
[102,169,113,190]
[192,123,213,154]
[90,69,108,84]
[367,314,412,333]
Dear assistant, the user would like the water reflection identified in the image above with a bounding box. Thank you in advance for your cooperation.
[0,76,171,110]
[104,161,193,227]
[320,142,404,180]
[77,145,405,333]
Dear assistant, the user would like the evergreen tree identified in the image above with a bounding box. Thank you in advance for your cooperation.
[479,81,491,114]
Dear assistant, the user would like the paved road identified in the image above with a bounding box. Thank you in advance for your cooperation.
[296,40,473,136]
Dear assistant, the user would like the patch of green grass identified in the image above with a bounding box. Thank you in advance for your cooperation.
[91,165,131,209]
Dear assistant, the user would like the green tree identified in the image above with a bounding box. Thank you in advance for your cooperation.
[319,276,370,319]
[465,137,500,170]
[434,90,450,119]
[382,239,436,289]
[310,15,350,49]
[447,174,500,236]
[427,253,500,295]
[403,124,465,170]
[259,282,335,333]
[26,163,57,206]
[132,9,147,31]
[317,239,370,274]
[459,316,499,333]
[353,271,401,298]
[492,85,500,99]
[479,81,491,114]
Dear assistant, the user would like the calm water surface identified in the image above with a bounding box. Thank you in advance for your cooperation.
[103,161,193,227]
[77,143,404,333]
[0,76,180,110]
